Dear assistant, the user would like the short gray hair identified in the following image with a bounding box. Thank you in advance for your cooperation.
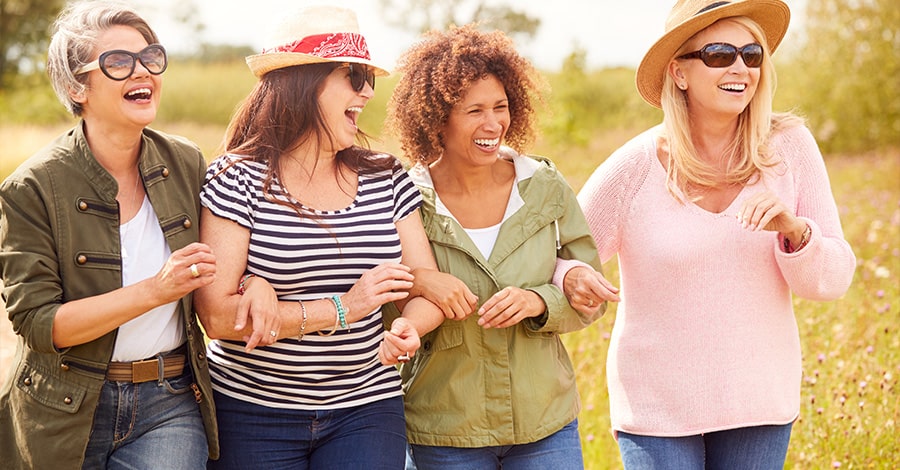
[47,0,159,116]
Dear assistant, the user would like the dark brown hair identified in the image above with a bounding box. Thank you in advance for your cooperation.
[223,62,393,214]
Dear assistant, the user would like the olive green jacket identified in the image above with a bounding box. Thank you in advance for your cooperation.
[0,122,219,468]
[389,155,604,447]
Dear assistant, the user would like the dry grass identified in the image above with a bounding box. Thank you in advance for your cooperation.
[1,125,897,469]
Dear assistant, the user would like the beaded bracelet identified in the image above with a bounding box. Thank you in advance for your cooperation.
[330,295,349,330]
[237,273,256,295]
[297,300,308,342]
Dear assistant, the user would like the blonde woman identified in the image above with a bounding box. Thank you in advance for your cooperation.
[567,0,856,467]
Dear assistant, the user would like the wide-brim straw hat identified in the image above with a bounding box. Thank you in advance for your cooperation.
[246,5,390,78]
[636,0,790,108]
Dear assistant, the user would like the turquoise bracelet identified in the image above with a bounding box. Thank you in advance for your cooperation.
[331,295,349,330]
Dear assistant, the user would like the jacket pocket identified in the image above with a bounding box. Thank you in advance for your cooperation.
[420,324,464,355]
[15,362,87,414]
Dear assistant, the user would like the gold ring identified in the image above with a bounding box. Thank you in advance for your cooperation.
[587,299,594,307]
[189,263,200,278]
[269,330,277,338]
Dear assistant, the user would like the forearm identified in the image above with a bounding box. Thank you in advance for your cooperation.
[400,296,444,336]
[52,279,170,348]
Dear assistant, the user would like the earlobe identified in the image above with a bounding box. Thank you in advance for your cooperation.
[69,87,86,104]
[668,62,687,90]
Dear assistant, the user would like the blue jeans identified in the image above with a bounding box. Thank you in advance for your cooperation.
[209,392,407,470]
[82,369,207,469]
[617,423,793,470]
[409,419,584,470]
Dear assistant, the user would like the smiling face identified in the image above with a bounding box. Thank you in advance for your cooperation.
[75,25,162,131]
[318,64,373,153]
[671,20,760,120]
[440,74,510,167]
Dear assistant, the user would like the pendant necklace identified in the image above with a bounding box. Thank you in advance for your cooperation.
[120,169,141,260]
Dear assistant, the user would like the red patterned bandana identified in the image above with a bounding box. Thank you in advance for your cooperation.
[263,32,371,60]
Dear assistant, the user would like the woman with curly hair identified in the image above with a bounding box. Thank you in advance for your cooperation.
[383,25,609,469]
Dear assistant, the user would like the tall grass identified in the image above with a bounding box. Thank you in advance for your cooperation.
[1,58,897,468]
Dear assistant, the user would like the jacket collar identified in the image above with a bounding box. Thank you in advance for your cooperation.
[413,154,568,267]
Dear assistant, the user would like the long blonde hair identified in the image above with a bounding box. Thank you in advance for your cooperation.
[659,17,802,202]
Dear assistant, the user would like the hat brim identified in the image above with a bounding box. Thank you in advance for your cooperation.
[245,52,391,78]
[636,0,790,108]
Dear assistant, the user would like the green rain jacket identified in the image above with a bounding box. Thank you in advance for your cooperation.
[390,154,605,447]
[0,122,219,468]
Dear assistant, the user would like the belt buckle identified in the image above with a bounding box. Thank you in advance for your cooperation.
[131,359,160,383]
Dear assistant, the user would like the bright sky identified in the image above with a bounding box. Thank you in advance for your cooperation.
[141,0,807,71]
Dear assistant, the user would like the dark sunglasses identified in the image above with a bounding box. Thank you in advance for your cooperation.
[76,44,168,80]
[677,42,764,68]
[345,63,375,92]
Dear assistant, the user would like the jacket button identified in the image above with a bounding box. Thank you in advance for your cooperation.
[161,168,170,178]
[423,340,432,351]
[23,377,32,386]
[76,255,87,265]
[64,397,73,405]
[182,218,192,229]
[197,352,206,361]
[60,363,70,371]
[77,200,88,211]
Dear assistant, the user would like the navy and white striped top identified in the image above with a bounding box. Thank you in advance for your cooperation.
[200,154,422,410]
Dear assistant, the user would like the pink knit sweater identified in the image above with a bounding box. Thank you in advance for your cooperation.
[576,124,856,436]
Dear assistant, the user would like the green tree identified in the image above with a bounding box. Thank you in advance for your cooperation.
[0,0,65,88]
[779,0,900,153]
[378,0,539,39]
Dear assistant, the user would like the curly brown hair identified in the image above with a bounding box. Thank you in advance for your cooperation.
[386,24,546,165]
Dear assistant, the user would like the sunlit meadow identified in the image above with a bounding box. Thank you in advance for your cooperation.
[3,121,897,468]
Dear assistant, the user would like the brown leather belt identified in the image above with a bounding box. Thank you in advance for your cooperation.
[107,345,188,383]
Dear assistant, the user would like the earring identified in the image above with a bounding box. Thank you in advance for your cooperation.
[678,83,687,90]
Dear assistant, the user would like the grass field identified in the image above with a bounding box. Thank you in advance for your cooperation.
[1,123,897,469]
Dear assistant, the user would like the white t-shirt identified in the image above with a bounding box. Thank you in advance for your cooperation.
[112,194,183,361]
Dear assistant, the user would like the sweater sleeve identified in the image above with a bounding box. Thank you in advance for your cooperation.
[577,132,653,263]
[772,125,856,300]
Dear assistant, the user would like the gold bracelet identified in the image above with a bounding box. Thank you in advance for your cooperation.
[297,300,307,342]
[795,224,812,251]
[318,299,340,336]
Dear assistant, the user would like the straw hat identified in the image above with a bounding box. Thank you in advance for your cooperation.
[245,5,390,78]
[635,0,790,108]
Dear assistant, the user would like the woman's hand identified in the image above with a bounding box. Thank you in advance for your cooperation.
[151,242,216,304]
[737,190,807,243]
[379,317,421,366]
[342,263,415,323]
[563,266,620,315]
[234,275,281,351]
[477,286,544,329]
[411,268,478,320]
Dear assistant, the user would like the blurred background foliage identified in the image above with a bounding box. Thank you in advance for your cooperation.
[0,0,897,156]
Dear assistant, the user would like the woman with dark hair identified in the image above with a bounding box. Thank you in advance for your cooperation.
[0,1,218,467]
[194,6,435,469]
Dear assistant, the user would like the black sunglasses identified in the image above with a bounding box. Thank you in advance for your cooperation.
[345,63,375,92]
[76,44,168,81]
[677,42,764,68]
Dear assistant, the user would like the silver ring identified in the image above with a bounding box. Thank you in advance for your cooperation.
[398,352,410,363]
[189,263,200,278]
[269,330,277,338]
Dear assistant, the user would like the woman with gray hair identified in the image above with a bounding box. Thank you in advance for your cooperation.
[0,1,219,467]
